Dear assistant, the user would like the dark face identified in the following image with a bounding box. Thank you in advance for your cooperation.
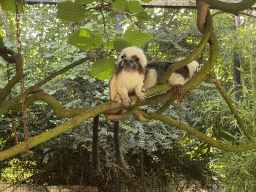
[120,54,140,70]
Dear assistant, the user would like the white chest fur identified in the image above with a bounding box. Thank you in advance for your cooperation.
[117,70,144,93]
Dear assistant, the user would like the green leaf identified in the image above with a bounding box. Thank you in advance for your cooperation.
[135,11,152,22]
[113,38,132,52]
[108,11,121,18]
[57,1,87,22]
[123,30,151,47]
[2,66,7,71]
[92,35,103,48]
[0,0,24,13]
[236,67,244,73]
[140,0,153,3]
[75,0,94,5]
[112,0,128,11]
[91,58,115,80]
[104,38,132,51]
[68,29,103,50]
[128,0,142,13]
[103,40,114,49]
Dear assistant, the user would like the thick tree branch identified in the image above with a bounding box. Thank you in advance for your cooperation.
[22,92,89,119]
[203,0,256,15]
[212,10,256,19]
[0,87,41,116]
[133,109,148,122]
[0,74,20,102]
[0,100,121,161]
[196,0,208,33]
[105,107,137,121]
[145,113,256,152]
[155,98,176,114]
[0,47,17,64]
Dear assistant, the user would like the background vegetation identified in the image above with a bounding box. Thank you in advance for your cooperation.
[0,0,256,191]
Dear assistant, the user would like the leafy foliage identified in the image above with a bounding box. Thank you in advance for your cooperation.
[68,28,103,50]
[57,1,87,22]
[0,0,255,191]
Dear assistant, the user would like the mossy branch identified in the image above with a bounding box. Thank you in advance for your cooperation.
[196,0,208,34]
[0,74,20,102]
[22,92,89,119]
[203,0,256,15]
[145,113,256,152]
[0,100,121,161]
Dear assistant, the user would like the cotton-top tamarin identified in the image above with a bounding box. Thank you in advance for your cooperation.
[109,47,147,107]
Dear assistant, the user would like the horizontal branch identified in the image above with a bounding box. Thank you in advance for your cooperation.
[0,100,121,161]
[24,92,89,119]
[146,113,256,152]
[203,0,256,15]
[212,10,256,19]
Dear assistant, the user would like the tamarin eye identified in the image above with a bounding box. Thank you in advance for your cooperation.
[121,54,126,59]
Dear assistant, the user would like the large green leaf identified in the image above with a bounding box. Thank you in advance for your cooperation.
[57,1,87,22]
[91,58,115,80]
[68,29,103,50]
[113,38,132,52]
[135,11,152,22]
[75,0,94,5]
[112,0,128,11]
[123,30,151,47]
[104,38,132,52]
[140,0,153,3]
[0,0,24,13]
[108,11,121,18]
[128,0,142,13]
[103,40,114,50]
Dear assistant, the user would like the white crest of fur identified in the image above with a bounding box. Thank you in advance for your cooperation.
[117,46,147,67]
